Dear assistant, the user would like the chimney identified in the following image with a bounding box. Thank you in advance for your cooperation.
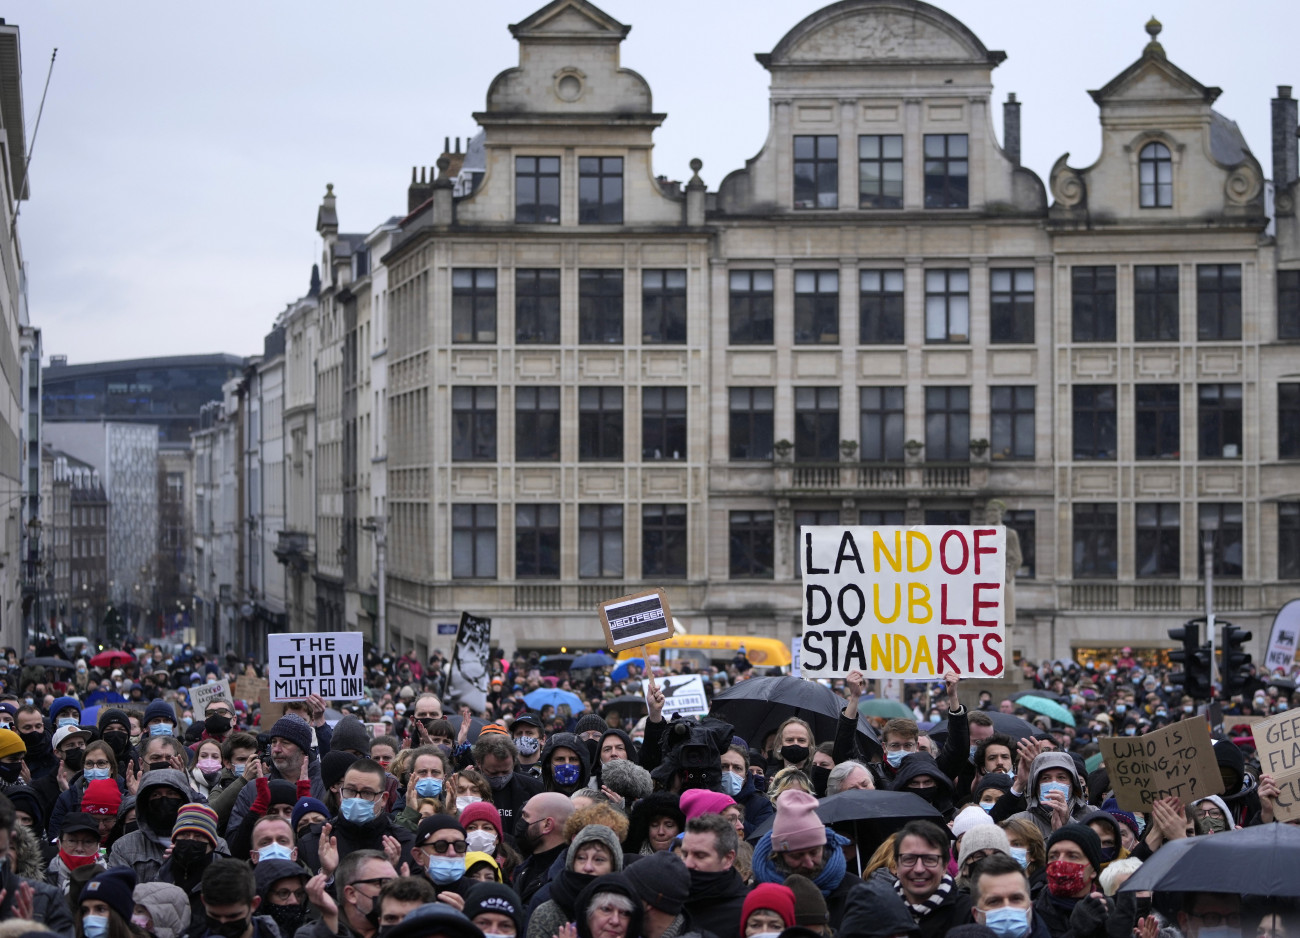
[1273,85,1298,189]
[1004,93,1021,167]
[408,166,434,213]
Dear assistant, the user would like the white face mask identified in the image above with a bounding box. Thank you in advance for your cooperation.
[456,795,481,811]
[466,829,498,854]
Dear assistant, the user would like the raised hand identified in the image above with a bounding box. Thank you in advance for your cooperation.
[306,872,338,935]
[382,834,401,868]
[319,822,339,876]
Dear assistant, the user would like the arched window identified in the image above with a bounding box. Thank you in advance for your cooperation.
[1139,142,1172,207]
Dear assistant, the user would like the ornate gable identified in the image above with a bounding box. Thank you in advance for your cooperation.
[509,0,629,42]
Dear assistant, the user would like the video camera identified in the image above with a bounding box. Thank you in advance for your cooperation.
[652,714,734,792]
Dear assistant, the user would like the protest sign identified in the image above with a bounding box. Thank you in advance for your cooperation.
[598,589,674,653]
[791,639,801,676]
[449,612,492,713]
[1264,600,1300,674]
[257,689,285,726]
[658,674,709,719]
[1252,710,1300,822]
[191,681,234,717]
[1101,717,1223,812]
[235,674,268,703]
[800,525,1006,680]
[268,631,364,701]
[366,722,389,738]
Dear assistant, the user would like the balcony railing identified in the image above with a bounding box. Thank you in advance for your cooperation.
[782,461,976,492]
[1063,580,1254,612]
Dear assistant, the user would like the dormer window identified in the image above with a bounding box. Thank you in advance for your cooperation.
[1139,142,1172,207]
[794,136,838,209]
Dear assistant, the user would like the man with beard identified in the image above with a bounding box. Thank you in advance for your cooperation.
[297,759,414,874]
[255,858,315,938]
[679,813,748,938]
[159,803,223,929]
[226,716,327,837]
[198,858,283,938]
[14,706,56,780]
[510,792,573,906]
[107,769,215,880]
[298,849,397,938]
[752,789,860,929]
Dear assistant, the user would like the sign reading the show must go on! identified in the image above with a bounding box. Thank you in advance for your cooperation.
[268,631,365,700]
[800,526,1006,680]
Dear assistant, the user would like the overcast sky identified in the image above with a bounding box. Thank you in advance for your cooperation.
[7,0,1295,365]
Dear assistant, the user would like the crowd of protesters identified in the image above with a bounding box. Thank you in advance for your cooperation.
[0,638,1295,938]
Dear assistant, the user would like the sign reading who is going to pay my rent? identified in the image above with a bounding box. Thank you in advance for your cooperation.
[268,631,365,701]
[800,525,1006,680]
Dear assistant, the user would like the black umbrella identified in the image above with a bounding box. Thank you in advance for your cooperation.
[446,714,485,743]
[1265,677,1297,692]
[710,676,879,755]
[1119,823,1300,897]
[22,656,75,671]
[539,654,575,675]
[747,789,941,856]
[601,695,648,719]
[929,710,1038,743]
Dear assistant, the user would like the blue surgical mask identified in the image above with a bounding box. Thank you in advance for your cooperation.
[58,717,80,728]
[1197,928,1242,938]
[553,763,581,786]
[1039,781,1070,804]
[1115,704,1127,714]
[720,771,744,797]
[970,745,978,760]
[149,723,173,737]
[415,777,444,799]
[1125,726,1137,736]
[1009,846,1028,869]
[233,763,246,777]
[83,916,110,938]
[980,801,995,813]
[1281,703,1291,712]
[983,907,1031,938]
[427,857,465,884]
[341,797,375,823]
[886,749,908,768]
[83,767,111,782]
[256,842,295,863]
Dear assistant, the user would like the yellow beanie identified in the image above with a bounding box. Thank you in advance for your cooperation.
[0,728,26,759]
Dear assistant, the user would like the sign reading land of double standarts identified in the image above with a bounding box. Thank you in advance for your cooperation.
[268,631,365,701]
[598,588,673,653]
[800,525,1006,679]
[1101,717,1223,812]
[1252,710,1300,822]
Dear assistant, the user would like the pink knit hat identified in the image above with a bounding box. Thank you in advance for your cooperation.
[681,789,736,821]
[770,789,825,853]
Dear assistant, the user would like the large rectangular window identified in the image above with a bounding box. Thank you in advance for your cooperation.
[452,505,496,579]
[452,387,496,461]
[990,269,1035,343]
[642,387,687,460]
[860,508,906,526]
[729,271,774,345]
[1280,270,1300,340]
[515,269,560,344]
[1072,266,1117,342]
[1135,265,1179,341]
[793,135,838,209]
[1073,385,1117,460]
[925,269,970,343]
[926,509,971,525]
[642,504,687,579]
[1198,383,1242,459]
[1136,503,1180,578]
[730,511,774,579]
[925,386,970,461]
[452,269,497,343]
[858,135,903,208]
[579,388,623,461]
[795,387,839,461]
[796,509,841,575]
[578,156,623,224]
[1005,509,1036,578]
[1280,503,1300,579]
[515,504,560,579]
[729,387,774,461]
[859,386,904,462]
[923,134,968,208]
[579,269,623,344]
[515,387,559,462]
[1197,264,1242,340]
[1135,384,1180,460]
[642,270,687,344]
[579,505,623,578]
[1199,503,1243,579]
[990,386,1035,460]
[859,269,904,344]
[795,271,839,344]
[515,156,560,224]
[1281,383,1300,459]
[1073,503,1118,579]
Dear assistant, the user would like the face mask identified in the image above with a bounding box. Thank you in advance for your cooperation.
[456,795,481,812]
[466,829,498,854]
[1124,726,1137,736]
[584,738,600,764]
[1045,859,1090,898]
[779,744,809,764]
[210,917,249,938]
[427,857,466,884]
[58,717,80,728]
[982,907,1031,938]
[205,715,232,736]
[1099,846,1116,863]
[487,772,511,791]
[415,777,444,799]
[0,762,24,783]
[749,933,782,938]
[131,916,152,932]
[1196,814,1227,835]
[267,902,309,936]
[514,815,539,854]
[910,786,939,804]
[197,757,222,774]
[1009,846,1028,869]
[980,801,995,813]
[150,723,174,737]
[83,915,110,938]
[810,764,831,793]
[1155,710,1167,719]
[83,765,112,781]
[1281,703,1291,712]
[1182,705,1194,715]
[552,763,581,786]
[720,771,744,796]
[103,731,129,755]
[1115,704,1127,714]
[19,730,48,756]
[1039,781,1070,804]
[341,797,376,823]
[256,842,295,863]
[233,763,246,777]
[64,748,86,772]
[60,849,100,870]
[173,839,212,869]
[130,734,142,747]
[515,735,540,757]
[886,749,909,768]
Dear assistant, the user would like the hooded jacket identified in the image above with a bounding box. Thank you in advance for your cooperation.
[526,825,625,938]
[889,753,956,821]
[625,791,686,855]
[107,769,229,880]
[574,874,645,938]
[225,745,327,838]
[838,879,920,938]
[999,752,1093,838]
[134,882,193,938]
[1079,810,1129,868]
[297,802,415,873]
[1212,738,1261,827]
[539,732,591,793]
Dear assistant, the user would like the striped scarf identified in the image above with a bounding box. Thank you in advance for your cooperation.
[894,874,954,919]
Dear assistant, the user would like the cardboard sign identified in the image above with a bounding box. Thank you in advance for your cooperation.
[658,674,708,719]
[598,589,674,653]
[267,631,365,701]
[1100,717,1224,811]
[258,689,285,727]
[235,675,268,704]
[800,526,1006,679]
[1252,711,1300,822]
[366,722,389,738]
[191,681,234,718]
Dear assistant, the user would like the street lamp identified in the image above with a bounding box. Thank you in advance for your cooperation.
[361,516,387,654]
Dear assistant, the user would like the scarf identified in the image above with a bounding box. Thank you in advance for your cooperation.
[659,916,687,938]
[894,874,954,918]
[752,828,848,897]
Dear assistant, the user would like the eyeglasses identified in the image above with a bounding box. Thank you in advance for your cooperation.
[897,854,943,870]
[340,787,385,803]
[270,888,307,903]
[84,760,112,770]
[1193,913,1241,928]
[351,877,395,891]
[417,840,467,855]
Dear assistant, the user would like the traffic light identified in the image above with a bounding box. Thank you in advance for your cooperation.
[1221,622,1253,698]
[1169,620,1213,700]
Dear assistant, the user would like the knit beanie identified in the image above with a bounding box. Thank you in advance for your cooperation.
[574,714,608,737]
[784,873,828,927]
[291,797,330,831]
[458,801,504,841]
[99,708,131,733]
[680,788,736,822]
[770,789,825,853]
[269,715,313,755]
[566,824,624,872]
[1100,797,1141,840]
[321,751,358,791]
[956,824,1011,869]
[0,728,25,759]
[741,883,796,931]
[622,851,689,915]
[973,773,1012,801]
[172,803,219,847]
[952,804,995,839]
[464,882,523,932]
[144,700,177,726]
[1047,823,1103,873]
[50,696,82,721]
[330,716,371,756]
[82,868,137,922]
[82,779,124,815]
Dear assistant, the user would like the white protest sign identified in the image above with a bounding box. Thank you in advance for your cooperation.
[791,639,802,676]
[191,681,234,717]
[658,673,709,719]
[268,631,365,701]
[1264,600,1300,674]
[598,589,674,652]
[800,525,1006,680]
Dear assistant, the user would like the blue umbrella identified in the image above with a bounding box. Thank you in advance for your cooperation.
[611,658,645,682]
[523,688,587,713]
[80,705,101,728]
[571,652,612,671]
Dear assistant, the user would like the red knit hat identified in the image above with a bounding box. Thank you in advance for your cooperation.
[770,789,825,853]
[741,883,796,932]
[457,800,504,840]
[82,779,123,816]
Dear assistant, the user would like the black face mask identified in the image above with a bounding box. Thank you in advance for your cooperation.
[0,763,21,783]
[209,917,248,938]
[514,815,538,855]
[172,839,211,871]
[149,797,184,833]
[19,731,49,758]
[268,903,309,936]
[584,738,600,764]
[810,764,832,796]
[909,786,939,804]
[205,715,232,736]
[779,744,809,764]
[102,731,129,756]
[63,748,85,773]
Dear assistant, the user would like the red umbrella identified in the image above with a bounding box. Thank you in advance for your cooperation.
[89,649,135,668]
